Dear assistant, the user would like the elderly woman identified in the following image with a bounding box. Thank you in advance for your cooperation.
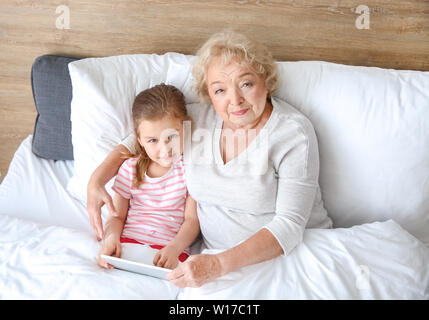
[87,30,332,287]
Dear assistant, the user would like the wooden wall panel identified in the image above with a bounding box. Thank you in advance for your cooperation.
[0,0,428,179]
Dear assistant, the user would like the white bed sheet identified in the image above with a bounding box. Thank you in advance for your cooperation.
[0,214,180,299]
[0,135,93,232]
[1,136,428,299]
[179,220,429,299]
[0,136,179,299]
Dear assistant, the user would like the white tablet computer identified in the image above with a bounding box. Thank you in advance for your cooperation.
[101,254,170,280]
[100,243,172,280]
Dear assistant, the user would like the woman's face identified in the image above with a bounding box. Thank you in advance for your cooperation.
[206,56,269,129]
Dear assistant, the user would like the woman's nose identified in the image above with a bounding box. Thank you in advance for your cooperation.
[229,87,244,106]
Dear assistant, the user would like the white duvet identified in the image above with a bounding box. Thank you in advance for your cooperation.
[1,136,428,299]
[0,215,179,299]
[180,220,429,299]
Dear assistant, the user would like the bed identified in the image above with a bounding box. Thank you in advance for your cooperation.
[0,51,428,300]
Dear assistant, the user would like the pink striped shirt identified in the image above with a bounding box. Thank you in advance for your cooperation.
[112,156,189,254]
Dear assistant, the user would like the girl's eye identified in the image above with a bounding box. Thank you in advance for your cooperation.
[167,134,178,140]
[148,139,157,143]
[214,89,224,94]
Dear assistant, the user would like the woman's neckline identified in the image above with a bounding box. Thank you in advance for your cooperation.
[214,98,277,167]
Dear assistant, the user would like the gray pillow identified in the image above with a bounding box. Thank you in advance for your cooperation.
[31,54,83,160]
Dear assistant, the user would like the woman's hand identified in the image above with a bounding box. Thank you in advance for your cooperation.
[97,235,122,269]
[153,245,181,269]
[167,229,283,288]
[166,254,223,288]
[86,144,129,241]
[87,179,116,241]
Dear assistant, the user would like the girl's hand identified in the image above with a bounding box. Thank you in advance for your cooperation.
[153,245,181,269]
[97,236,122,269]
[166,254,223,288]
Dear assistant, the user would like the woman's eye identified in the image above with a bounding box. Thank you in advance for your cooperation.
[148,139,157,143]
[242,82,252,88]
[214,89,224,94]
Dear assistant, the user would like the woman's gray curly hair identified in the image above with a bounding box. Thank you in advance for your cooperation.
[192,30,278,105]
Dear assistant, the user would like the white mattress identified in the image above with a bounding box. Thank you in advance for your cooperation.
[1,136,428,299]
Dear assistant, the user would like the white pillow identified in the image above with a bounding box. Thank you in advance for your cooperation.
[68,53,429,246]
[274,61,429,246]
[67,53,199,202]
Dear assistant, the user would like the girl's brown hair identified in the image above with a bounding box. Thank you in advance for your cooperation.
[124,83,189,188]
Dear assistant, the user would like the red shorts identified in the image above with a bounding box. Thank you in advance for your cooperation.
[120,237,189,262]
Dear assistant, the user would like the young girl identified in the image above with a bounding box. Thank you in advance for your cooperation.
[98,83,199,270]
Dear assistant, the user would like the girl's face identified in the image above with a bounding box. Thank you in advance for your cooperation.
[206,56,269,130]
[137,116,183,168]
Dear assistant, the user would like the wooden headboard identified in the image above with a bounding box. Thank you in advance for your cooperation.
[1,0,428,178]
